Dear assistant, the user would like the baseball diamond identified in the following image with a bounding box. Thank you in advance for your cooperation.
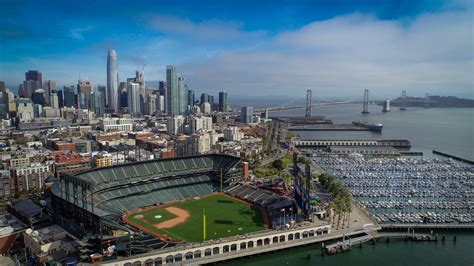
[124,193,269,243]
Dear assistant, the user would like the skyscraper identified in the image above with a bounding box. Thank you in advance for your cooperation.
[218,91,228,112]
[241,106,253,124]
[44,80,56,106]
[23,70,43,99]
[200,93,208,104]
[107,49,119,112]
[31,89,46,105]
[208,95,215,111]
[158,81,166,96]
[56,89,64,107]
[178,76,187,114]
[25,70,43,85]
[188,90,195,107]
[77,79,92,110]
[166,65,179,116]
[63,85,76,108]
[157,95,165,113]
[127,82,141,116]
[50,91,59,109]
[93,90,105,116]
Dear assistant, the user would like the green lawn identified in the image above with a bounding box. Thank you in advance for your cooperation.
[254,154,293,178]
[126,193,267,243]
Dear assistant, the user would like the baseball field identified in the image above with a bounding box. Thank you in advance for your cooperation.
[124,193,269,243]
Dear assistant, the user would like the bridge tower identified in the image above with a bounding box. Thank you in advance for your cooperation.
[424,93,430,108]
[400,90,407,110]
[361,89,370,114]
[305,89,312,117]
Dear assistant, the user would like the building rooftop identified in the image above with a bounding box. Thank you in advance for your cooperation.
[10,199,43,218]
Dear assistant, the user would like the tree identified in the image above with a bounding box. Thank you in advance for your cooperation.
[272,159,284,170]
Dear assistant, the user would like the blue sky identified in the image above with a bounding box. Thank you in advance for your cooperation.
[0,0,472,98]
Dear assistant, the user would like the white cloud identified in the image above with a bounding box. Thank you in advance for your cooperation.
[180,10,473,98]
[69,26,93,40]
[147,14,266,41]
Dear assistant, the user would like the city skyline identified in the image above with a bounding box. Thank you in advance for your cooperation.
[0,0,473,99]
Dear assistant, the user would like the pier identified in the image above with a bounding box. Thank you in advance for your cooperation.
[324,231,438,255]
[288,124,379,132]
[432,150,474,165]
[381,223,474,231]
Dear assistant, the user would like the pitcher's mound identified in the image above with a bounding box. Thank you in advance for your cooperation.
[155,207,190,229]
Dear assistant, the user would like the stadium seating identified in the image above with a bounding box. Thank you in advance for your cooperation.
[93,174,215,214]
[226,184,290,208]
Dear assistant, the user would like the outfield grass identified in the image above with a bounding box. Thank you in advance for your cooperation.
[126,193,267,243]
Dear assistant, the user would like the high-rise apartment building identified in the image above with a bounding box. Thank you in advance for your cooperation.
[50,91,59,109]
[63,86,76,108]
[31,89,46,105]
[188,90,195,107]
[241,106,253,124]
[44,80,56,106]
[167,115,185,135]
[107,49,119,112]
[147,93,157,115]
[200,93,208,104]
[93,90,105,116]
[127,82,141,116]
[25,70,43,85]
[166,65,179,116]
[77,80,92,110]
[178,76,187,114]
[23,70,43,99]
[157,95,165,113]
[218,91,228,112]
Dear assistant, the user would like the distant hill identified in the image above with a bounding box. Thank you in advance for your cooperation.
[390,95,474,107]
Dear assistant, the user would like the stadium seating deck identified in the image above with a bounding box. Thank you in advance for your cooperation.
[75,155,239,189]
[226,184,292,208]
[94,174,214,214]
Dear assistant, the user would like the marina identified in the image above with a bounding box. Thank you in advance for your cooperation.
[314,156,474,225]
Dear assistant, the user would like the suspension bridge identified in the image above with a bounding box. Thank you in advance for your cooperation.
[253,90,435,115]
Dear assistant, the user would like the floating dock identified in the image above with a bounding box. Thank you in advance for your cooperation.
[324,232,438,255]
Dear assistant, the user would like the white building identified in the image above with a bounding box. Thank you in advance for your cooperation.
[50,92,59,109]
[157,95,165,113]
[190,116,213,133]
[127,82,141,116]
[16,99,34,122]
[196,133,212,154]
[200,102,211,114]
[147,94,157,115]
[42,107,61,118]
[167,115,185,135]
[99,117,133,132]
[224,127,244,141]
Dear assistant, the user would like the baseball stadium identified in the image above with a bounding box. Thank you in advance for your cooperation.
[50,154,296,261]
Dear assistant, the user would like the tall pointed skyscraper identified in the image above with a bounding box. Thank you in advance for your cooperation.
[107,49,119,112]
